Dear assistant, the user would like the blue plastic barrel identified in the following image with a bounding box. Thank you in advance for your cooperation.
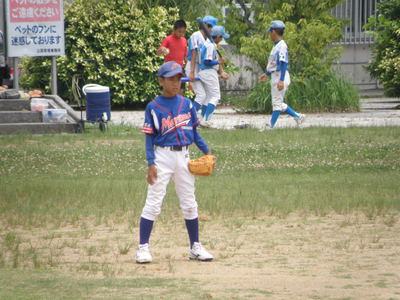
[82,84,111,122]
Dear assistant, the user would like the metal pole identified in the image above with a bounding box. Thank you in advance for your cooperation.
[51,56,57,95]
[13,57,19,90]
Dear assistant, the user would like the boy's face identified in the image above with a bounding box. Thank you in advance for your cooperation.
[159,74,182,97]
[269,29,281,41]
[174,27,186,38]
[214,36,223,44]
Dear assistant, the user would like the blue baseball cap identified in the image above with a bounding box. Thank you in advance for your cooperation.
[202,15,218,27]
[211,26,230,39]
[267,20,285,32]
[157,61,184,78]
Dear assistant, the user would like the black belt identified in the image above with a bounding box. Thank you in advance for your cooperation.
[158,145,188,151]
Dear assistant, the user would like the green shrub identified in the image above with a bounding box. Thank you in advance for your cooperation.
[365,0,400,97]
[20,0,180,104]
[245,71,359,113]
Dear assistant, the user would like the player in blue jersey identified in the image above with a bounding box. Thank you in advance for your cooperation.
[198,25,230,127]
[259,20,306,130]
[136,61,214,264]
[186,16,218,115]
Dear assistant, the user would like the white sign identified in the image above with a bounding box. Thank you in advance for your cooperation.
[5,0,65,57]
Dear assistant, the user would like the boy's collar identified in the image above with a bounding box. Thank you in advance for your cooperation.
[274,39,283,45]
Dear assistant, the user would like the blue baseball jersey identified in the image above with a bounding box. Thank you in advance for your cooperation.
[199,39,219,71]
[142,95,209,165]
[187,31,205,63]
[266,40,289,73]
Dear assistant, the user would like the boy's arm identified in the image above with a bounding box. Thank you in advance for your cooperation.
[190,49,197,81]
[193,126,210,154]
[156,37,169,56]
[145,134,158,185]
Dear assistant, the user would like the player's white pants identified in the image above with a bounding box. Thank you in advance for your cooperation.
[198,68,220,107]
[141,146,198,221]
[185,62,206,107]
[271,71,291,112]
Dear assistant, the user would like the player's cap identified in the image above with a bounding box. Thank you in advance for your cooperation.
[267,20,285,32]
[157,61,184,78]
[202,16,218,27]
[211,26,230,39]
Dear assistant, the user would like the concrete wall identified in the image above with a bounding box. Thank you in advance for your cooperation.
[332,44,378,90]
[220,45,263,93]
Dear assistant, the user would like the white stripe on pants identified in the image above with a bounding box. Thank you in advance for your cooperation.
[141,147,198,221]
[271,71,291,112]
[198,68,220,106]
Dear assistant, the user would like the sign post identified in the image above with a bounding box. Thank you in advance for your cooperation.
[5,0,65,94]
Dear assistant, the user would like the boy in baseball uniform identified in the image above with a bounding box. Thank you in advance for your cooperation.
[137,61,214,264]
[186,16,218,115]
[198,25,230,127]
[259,20,305,129]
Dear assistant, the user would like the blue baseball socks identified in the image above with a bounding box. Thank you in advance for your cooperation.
[140,217,200,248]
[269,106,300,128]
[185,218,199,248]
[201,105,208,119]
[193,101,201,111]
[270,110,281,128]
[139,217,154,245]
[285,106,300,118]
[204,103,215,121]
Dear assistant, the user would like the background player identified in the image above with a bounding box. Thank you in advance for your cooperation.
[259,20,305,130]
[186,16,218,115]
[157,20,188,68]
[137,61,214,264]
[198,26,230,127]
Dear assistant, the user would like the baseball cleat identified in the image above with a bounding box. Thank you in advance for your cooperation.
[295,114,306,127]
[259,124,273,132]
[200,120,213,128]
[189,242,214,261]
[136,243,152,264]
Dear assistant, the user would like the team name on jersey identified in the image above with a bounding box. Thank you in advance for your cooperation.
[161,112,191,135]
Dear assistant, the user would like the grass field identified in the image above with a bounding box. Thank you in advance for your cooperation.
[0,126,399,299]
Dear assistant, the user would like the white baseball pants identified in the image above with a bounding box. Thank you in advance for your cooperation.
[198,68,221,106]
[141,146,198,221]
[271,71,291,111]
[185,62,207,107]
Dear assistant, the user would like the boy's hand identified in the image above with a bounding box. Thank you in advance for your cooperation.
[277,80,284,91]
[220,71,229,80]
[259,73,268,82]
[218,57,225,64]
[147,165,158,185]
[156,47,169,56]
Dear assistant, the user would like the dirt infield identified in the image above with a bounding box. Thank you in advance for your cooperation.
[6,214,399,299]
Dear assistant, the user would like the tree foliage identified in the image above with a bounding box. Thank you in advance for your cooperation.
[365,0,400,96]
[222,0,345,78]
[20,0,180,104]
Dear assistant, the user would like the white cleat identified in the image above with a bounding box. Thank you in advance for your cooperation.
[189,242,214,261]
[201,120,213,128]
[259,124,273,132]
[295,114,306,127]
[136,243,152,264]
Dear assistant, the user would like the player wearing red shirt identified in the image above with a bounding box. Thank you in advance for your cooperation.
[157,20,187,67]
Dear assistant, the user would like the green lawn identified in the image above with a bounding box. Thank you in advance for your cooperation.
[1,126,399,227]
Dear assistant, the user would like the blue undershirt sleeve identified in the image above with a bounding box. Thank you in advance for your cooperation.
[193,126,210,154]
[145,134,155,166]
[279,61,288,81]
[265,71,271,76]
[204,59,219,66]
